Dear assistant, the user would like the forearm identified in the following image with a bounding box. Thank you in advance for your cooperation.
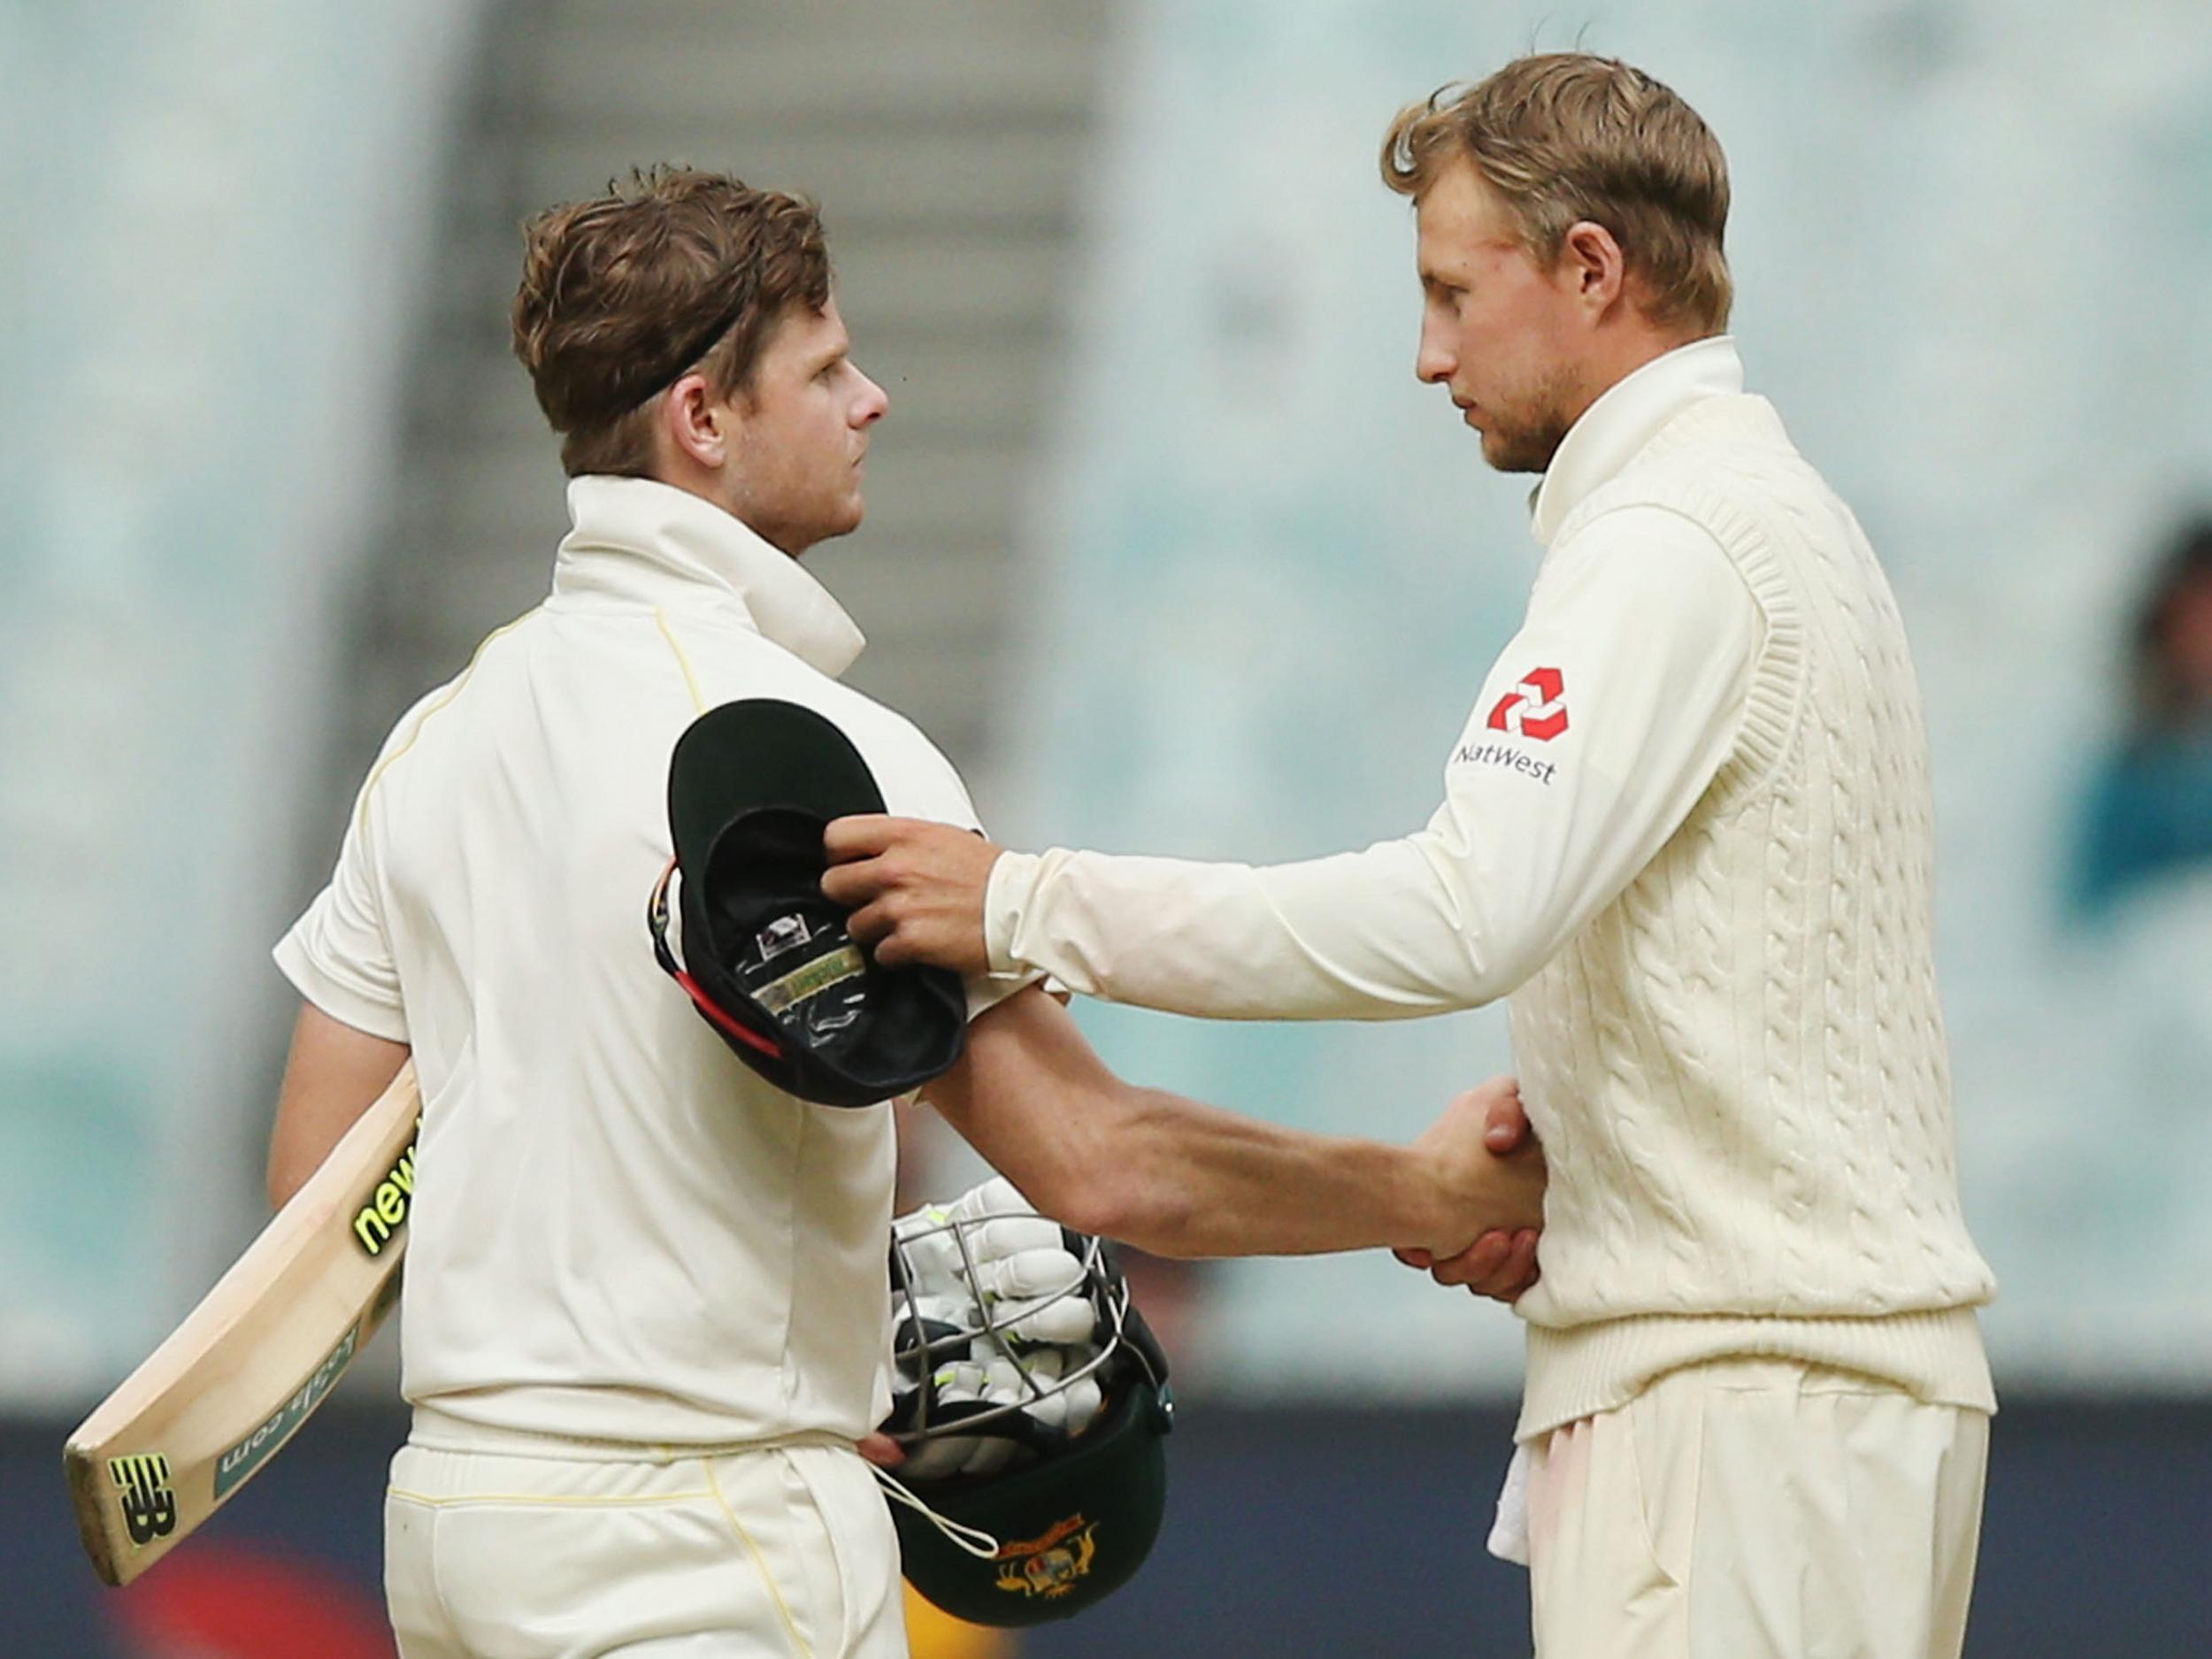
[267,1002,411,1209]
[926,988,1485,1259]
[1066,1086,1455,1258]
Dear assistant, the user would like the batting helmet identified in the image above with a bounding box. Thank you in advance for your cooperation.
[879,1189,1173,1627]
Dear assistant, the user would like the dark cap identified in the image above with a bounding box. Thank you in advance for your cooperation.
[648,698,967,1107]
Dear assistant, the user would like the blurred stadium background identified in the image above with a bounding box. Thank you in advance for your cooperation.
[4,0,2210,1653]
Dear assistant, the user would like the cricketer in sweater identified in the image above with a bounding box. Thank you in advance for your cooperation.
[824,53,1996,1659]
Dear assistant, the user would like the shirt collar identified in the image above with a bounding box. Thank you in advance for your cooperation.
[1528,335,1744,547]
[550,474,866,679]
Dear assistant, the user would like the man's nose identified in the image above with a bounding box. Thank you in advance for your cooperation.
[1415,326,1455,385]
[855,371,889,425]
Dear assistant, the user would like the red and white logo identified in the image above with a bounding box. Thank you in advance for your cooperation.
[1486,666,1569,741]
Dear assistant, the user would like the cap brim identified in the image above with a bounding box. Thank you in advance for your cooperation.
[669,699,887,878]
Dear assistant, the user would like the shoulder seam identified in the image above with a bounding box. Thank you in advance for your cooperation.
[653,607,710,715]
[355,609,542,827]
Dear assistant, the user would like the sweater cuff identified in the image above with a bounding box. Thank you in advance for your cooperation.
[982,849,1043,975]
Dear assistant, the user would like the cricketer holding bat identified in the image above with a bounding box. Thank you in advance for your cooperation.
[826,54,2001,1659]
[266,166,1542,1657]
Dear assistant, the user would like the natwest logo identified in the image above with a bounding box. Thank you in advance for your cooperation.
[1486,667,1569,741]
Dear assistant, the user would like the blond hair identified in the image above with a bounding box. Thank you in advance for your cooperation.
[1381,54,1732,334]
[511,165,832,478]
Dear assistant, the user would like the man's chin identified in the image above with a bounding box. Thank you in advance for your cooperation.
[812,500,867,549]
[1479,426,1562,476]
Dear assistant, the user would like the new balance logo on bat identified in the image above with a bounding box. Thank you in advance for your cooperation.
[108,1454,176,1548]
[352,1117,421,1257]
[1486,667,1569,741]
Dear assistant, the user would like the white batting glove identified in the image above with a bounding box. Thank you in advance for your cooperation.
[894,1178,1097,1348]
[896,1351,1029,1479]
[888,1177,1112,1472]
[998,1345,1104,1439]
[894,1344,1109,1480]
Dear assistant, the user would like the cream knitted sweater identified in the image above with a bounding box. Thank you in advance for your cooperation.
[1502,392,1994,1434]
[984,349,1996,1437]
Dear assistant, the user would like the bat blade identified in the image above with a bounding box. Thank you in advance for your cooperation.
[65,1063,422,1586]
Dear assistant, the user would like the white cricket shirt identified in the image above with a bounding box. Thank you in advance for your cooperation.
[277,475,1007,1448]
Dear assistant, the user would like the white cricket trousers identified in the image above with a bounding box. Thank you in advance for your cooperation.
[1525,1358,1989,1659]
[384,1433,907,1659]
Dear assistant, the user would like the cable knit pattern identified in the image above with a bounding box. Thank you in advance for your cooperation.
[1508,395,1997,1439]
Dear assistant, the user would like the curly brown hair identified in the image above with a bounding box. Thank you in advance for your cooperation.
[511,165,833,478]
[1380,54,1732,335]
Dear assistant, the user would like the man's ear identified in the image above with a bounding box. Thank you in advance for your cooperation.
[661,371,728,469]
[1558,219,1627,315]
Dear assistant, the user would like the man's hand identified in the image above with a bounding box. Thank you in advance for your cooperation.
[858,1432,905,1470]
[821,816,1002,974]
[1401,1077,1545,1303]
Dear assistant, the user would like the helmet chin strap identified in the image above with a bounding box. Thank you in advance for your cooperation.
[869,1464,1001,1559]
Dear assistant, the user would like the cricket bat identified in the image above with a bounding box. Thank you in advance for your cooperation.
[65,1062,422,1586]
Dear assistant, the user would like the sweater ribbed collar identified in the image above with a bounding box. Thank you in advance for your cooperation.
[549,474,866,679]
[1529,335,1744,548]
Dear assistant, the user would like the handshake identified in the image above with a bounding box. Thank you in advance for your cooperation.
[1400,1075,1546,1303]
[879,1072,1544,1484]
